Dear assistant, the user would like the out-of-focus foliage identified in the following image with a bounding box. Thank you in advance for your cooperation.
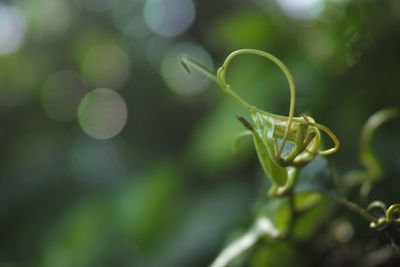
[1,0,400,266]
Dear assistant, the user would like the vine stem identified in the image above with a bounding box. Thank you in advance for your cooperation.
[180,50,340,158]
[332,195,378,223]
[216,49,297,155]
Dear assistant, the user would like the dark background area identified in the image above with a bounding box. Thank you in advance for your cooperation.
[0,0,400,266]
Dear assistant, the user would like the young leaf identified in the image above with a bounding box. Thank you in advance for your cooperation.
[236,115,289,196]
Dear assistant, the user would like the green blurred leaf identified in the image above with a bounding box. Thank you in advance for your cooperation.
[250,242,306,267]
[40,165,181,267]
[147,182,251,267]
[292,193,330,241]
[208,11,279,50]
[187,99,249,171]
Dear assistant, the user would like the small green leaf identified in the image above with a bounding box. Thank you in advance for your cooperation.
[252,128,288,187]
[236,114,289,195]
[292,193,330,241]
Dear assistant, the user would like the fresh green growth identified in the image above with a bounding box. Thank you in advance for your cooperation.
[180,49,400,266]
[181,49,339,197]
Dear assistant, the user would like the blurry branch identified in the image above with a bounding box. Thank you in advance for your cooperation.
[360,107,400,180]
[359,108,400,196]
[333,195,400,246]
[210,216,280,267]
[333,195,378,224]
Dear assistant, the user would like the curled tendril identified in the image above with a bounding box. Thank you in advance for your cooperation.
[215,49,339,158]
[180,49,340,196]
[309,122,340,155]
[367,201,400,230]
[216,49,295,156]
[360,108,400,180]
[387,204,400,224]
[216,51,295,125]
[352,107,400,198]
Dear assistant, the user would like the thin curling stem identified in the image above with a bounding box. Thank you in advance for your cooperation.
[180,50,340,160]
[360,108,400,180]
[217,49,297,156]
[310,122,340,155]
[333,195,377,223]
[387,204,400,223]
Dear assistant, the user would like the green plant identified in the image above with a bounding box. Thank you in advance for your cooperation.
[180,49,400,266]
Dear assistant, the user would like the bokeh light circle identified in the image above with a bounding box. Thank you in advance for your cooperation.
[161,42,213,96]
[144,0,195,37]
[81,0,117,13]
[78,88,127,139]
[41,70,88,121]
[18,0,72,39]
[81,44,131,90]
[276,0,325,20]
[0,4,26,55]
[113,0,150,38]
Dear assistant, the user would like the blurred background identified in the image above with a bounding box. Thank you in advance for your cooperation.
[1,0,400,266]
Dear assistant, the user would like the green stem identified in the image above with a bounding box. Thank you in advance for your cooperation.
[333,195,377,223]
[216,49,297,155]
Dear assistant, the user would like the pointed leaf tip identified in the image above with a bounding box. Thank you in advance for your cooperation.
[179,55,191,73]
[235,115,254,132]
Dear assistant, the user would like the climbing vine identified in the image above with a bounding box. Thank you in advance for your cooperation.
[180,49,400,266]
